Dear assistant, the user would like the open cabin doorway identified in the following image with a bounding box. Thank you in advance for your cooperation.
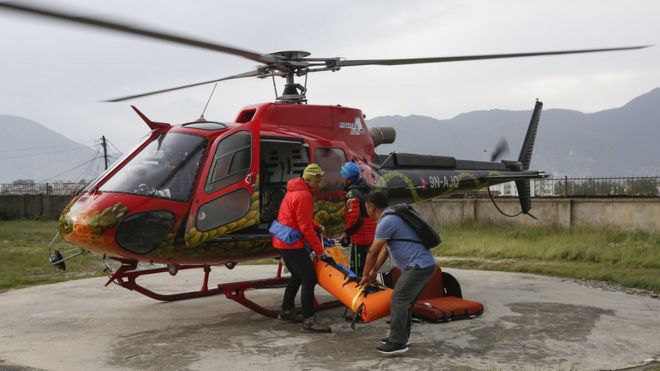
[259,139,309,228]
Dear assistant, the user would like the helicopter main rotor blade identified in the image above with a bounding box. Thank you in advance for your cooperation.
[106,69,267,102]
[334,45,651,67]
[0,2,275,65]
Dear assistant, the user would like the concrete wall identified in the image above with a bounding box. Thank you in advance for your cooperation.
[2,195,659,232]
[0,195,72,220]
[417,198,660,232]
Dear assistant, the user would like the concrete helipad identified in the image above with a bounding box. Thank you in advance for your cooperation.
[0,265,658,370]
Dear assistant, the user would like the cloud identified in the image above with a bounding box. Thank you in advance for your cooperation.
[0,0,658,150]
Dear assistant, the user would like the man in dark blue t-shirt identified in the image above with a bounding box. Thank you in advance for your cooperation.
[359,192,436,356]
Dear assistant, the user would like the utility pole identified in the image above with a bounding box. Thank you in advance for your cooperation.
[101,135,109,170]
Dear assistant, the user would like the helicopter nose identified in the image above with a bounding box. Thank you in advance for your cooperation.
[59,201,128,250]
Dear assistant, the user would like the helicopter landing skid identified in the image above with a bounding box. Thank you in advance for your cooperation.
[105,259,341,318]
[219,278,342,318]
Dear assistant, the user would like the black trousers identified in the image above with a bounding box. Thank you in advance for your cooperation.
[350,244,370,277]
[279,248,317,319]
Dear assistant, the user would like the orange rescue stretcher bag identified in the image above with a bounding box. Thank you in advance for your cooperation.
[390,266,484,322]
[314,259,392,324]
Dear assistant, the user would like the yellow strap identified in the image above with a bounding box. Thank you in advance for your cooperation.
[350,284,366,311]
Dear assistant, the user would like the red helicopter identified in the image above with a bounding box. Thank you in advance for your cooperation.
[1,3,648,317]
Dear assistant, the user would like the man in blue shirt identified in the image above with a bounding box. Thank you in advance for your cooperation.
[359,192,436,355]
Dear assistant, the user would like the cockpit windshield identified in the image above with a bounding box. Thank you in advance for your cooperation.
[100,132,206,201]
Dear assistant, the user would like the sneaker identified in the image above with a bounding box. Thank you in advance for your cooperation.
[380,337,411,346]
[301,316,332,333]
[277,309,303,322]
[377,341,409,355]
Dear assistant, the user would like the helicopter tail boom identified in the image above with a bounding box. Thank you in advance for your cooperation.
[375,100,545,216]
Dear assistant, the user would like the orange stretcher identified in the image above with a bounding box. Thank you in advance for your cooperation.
[325,246,349,267]
[314,260,392,323]
[389,266,484,322]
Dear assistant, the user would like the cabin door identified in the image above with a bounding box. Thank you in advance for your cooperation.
[185,121,260,246]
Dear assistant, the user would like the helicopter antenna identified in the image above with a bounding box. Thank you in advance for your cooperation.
[199,83,218,120]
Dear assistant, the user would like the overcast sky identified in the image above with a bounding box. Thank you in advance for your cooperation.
[0,0,658,152]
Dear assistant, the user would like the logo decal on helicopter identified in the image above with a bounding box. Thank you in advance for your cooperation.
[419,177,429,190]
[429,175,460,189]
[338,117,365,135]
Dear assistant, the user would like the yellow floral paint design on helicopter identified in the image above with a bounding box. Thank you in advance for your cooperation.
[375,170,422,202]
[314,200,345,237]
[59,201,128,250]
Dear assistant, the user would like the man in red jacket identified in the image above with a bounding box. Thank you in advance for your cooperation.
[271,163,331,333]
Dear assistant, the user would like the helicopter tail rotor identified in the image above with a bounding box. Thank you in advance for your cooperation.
[490,137,510,162]
[486,101,543,218]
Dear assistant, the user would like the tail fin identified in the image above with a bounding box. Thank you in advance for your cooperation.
[515,179,533,215]
[515,100,543,215]
[518,100,543,170]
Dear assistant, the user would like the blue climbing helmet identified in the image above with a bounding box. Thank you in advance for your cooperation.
[340,162,360,181]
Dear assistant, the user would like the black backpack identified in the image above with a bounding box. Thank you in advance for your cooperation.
[382,204,442,249]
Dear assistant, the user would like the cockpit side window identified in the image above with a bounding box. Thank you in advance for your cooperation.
[205,131,252,193]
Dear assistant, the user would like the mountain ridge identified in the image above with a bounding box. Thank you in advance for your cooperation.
[0,115,100,183]
[2,88,659,182]
[367,88,660,177]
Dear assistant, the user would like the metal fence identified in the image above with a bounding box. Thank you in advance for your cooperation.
[486,177,660,198]
[534,177,660,197]
[0,183,85,196]
[2,177,659,198]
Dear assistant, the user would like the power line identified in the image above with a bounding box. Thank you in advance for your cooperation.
[77,148,101,182]
[0,140,96,153]
[0,146,94,160]
[37,156,103,183]
[6,155,103,194]
[105,138,123,155]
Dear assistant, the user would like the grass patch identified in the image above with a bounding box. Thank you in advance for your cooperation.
[2,220,659,294]
[433,222,660,293]
[0,220,105,292]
